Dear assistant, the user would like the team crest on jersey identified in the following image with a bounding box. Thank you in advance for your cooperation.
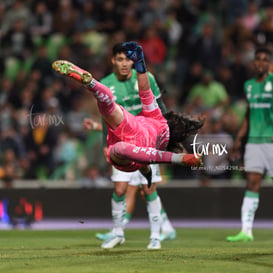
[247,85,252,92]
[264,81,272,92]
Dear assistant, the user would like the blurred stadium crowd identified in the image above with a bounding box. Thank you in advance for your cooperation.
[0,0,273,186]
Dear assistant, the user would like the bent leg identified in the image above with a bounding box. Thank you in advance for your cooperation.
[110,142,202,167]
[52,60,124,130]
[86,80,124,129]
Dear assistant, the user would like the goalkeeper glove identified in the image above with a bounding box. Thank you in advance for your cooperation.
[122,41,147,73]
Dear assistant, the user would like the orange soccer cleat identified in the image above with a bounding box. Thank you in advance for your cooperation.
[182,154,203,167]
[52,60,92,85]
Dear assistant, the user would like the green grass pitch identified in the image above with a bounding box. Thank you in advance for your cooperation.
[0,228,273,273]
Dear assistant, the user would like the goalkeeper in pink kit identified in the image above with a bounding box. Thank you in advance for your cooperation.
[52,41,203,249]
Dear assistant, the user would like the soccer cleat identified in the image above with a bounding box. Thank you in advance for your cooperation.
[101,234,125,249]
[182,154,203,167]
[52,60,92,85]
[95,232,113,241]
[160,230,176,242]
[226,231,254,242]
[147,238,161,250]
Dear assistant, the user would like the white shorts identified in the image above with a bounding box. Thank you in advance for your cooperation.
[244,143,273,177]
[111,164,162,185]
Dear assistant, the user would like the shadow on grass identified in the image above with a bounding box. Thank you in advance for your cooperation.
[214,252,273,269]
[92,249,169,256]
[93,249,144,256]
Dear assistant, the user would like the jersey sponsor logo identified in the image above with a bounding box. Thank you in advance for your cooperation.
[264,81,272,92]
[249,93,273,99]
[262,93,273,98]
[249,102,271,108]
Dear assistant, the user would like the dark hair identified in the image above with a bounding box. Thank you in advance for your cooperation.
[255,47,272,57]
[112,43,126,56]
[163,111,205,152]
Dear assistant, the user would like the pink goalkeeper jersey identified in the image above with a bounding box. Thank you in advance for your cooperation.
[106,106,170,171]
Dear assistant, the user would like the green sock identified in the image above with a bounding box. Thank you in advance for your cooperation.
[122,212,131,226]
[113,192,126,202]
[125,212,131,221]
[145,190,158,201]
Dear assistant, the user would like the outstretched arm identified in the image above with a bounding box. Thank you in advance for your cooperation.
[137,73,150,92]
[122,42,159,113]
